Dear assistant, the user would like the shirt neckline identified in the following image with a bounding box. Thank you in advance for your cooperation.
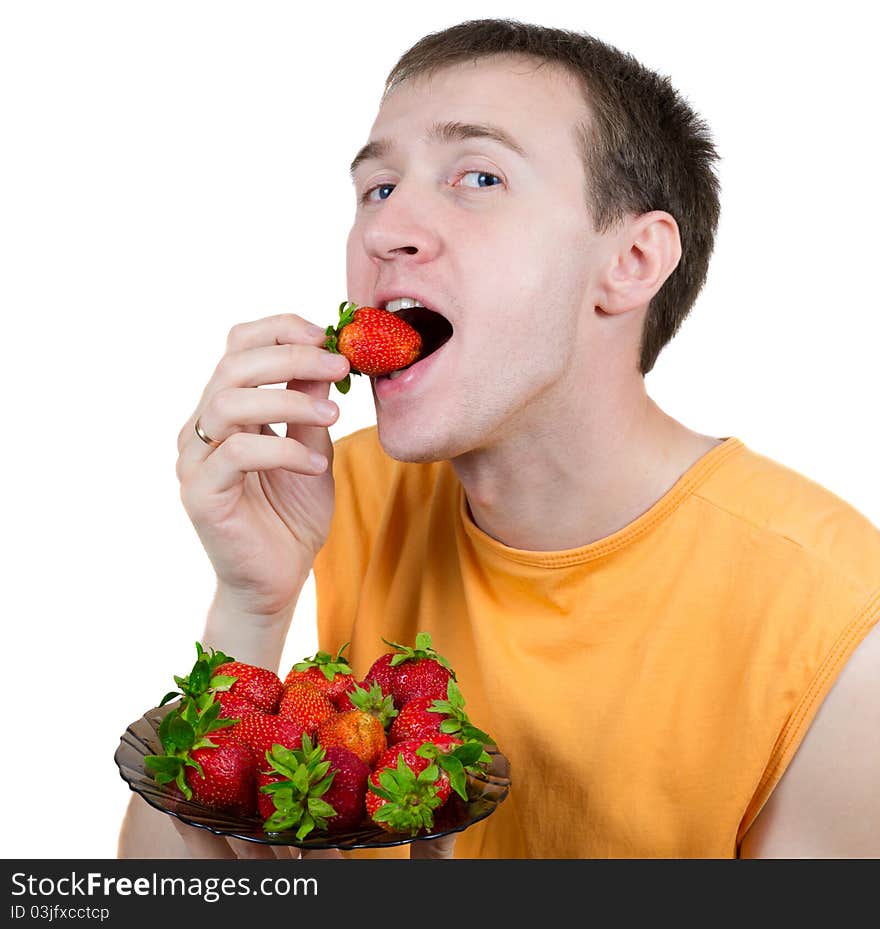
[458,436,745,568]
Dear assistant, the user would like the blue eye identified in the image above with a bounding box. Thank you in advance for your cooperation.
[363,183,395,203]
[459,171,502,189]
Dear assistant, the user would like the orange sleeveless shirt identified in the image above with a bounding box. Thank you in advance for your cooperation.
[313,427,880,858]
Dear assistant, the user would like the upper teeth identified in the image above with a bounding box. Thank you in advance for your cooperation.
[385,297,426,313]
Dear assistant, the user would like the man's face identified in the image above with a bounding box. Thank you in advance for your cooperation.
[346,54,606,462]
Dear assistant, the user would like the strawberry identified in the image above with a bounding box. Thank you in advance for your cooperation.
[389,679,491,745]
[315,681,396,768]
[330,675,361,711]
[320,745,371,831]
[227,714,306,769]
[184,738,257,817]
[277,681,337,735]
[211,661,283,713]
[365,739,452,835]
[216,690,267,720]
[324,301,422,392]
[365,737,486,835]
[388,695,443,744]
[385,632,456,708]
[283,642,356,703]
[361,653,398,701]
[145,695,241,807]
[317,709,387,769]
[158,641,235,708]
[260,736,370,838]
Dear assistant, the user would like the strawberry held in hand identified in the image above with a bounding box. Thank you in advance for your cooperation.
[324,301,422,392]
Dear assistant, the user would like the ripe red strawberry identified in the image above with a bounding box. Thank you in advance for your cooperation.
[277,681,337,735]
[228,714,306,769]
[283,643,356,703]
[330,675,361,711]
[324,301,422,392]
[211,661,283,713]
[216,690,267,720]
[361,653,398,700]
[365,739,452,835]
[382,632,456,708]
[388,695,443,744]
[183,738,257,817]
[365,735,485,835]
[257,768,287,821]
[321,745,371,831]
[260,737,370,838]
[389,679,491,745]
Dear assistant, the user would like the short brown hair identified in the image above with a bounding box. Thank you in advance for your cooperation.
[384,19,721,375]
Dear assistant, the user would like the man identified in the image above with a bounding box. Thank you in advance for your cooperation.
[118,19,880,859]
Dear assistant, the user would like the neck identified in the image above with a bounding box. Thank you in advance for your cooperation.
[451,376,721,552]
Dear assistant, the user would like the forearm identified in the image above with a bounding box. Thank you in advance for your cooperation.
[201,572,310,674]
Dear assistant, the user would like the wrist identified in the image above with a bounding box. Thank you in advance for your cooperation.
[201,579,305,672]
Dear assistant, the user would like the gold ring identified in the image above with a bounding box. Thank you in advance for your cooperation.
[194,417,222,449]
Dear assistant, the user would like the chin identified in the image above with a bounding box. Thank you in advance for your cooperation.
[375,413,477,464]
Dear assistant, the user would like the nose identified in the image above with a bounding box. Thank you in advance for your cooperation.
[360,182,442,264]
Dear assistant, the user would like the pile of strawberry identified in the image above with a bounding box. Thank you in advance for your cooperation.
[145,633,493,840]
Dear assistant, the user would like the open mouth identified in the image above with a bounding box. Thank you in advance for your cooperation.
[389,305,454,367]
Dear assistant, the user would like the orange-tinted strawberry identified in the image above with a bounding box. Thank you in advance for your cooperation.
[277,681,337,735]
[324,302,422,392]
[212,661,283,713]
[283,643,356,703]
[316,681,397,765]
[183,738,257,816]
[317,708,387,769]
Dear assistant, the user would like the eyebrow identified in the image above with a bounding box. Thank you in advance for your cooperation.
[349,120,527,177]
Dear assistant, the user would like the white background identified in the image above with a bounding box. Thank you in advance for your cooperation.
[1,0,877,858]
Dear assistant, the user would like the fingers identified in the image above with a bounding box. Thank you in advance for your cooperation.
[226,836,287,860]
[171,819,240,859]
[209,343,349,396]
[176,311,349,457]
[178,386,339,478]
[409,833,458,859]
[175,312,351,492]
[181,431,329,500]
[225,313,329,354]
[300,848,345,860]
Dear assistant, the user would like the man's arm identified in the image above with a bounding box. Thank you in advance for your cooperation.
[740,620,880,858]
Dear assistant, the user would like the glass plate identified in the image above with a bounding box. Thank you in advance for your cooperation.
[115,703,511,850]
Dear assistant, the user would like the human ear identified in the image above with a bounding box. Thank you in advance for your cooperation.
[598,211,682,315]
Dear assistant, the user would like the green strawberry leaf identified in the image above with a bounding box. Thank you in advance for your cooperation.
[451,741,486,766]
[296,812,317,841]
[334,374,351,394]
[189,661,210,695]
[144,755,181,779]
[307,798,336,819]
